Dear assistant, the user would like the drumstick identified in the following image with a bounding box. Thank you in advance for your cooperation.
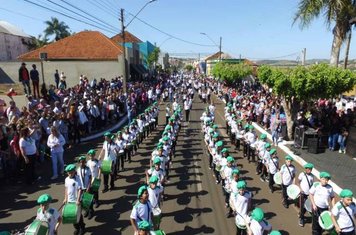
[58,202,65,211]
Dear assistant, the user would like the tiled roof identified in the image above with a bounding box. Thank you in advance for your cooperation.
[205,51,232,61]
[111,31,142,43]
[18,31,123,61]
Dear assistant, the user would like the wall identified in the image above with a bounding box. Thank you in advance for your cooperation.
[0,33,30,61]
[0,60,123,87]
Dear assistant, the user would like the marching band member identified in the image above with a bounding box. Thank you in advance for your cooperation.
[245,207,272,235]
[244,125,256,163]
[123,126,134,163]
[280,155,296,208]
[259,143,271,182]
[297,163,314,227]
[147,175,163,230]
[213,142,224,184]
[35,194,61,235]
[255,134,268,177]
[331,189,356,235]
[87,149,100,208]
[115,131,126,172]
[146,157,166,187]
[99,132,118,193]
[233,181,252,235]
[130,186,153,235]
[266,148,279,193]
[222,156,237,217]
[309,171,335,235]
[77,156,94,220]
[63,164,85,235]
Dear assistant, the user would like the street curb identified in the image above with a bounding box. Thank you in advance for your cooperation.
[219,96,356,201]
[81,116,128,142]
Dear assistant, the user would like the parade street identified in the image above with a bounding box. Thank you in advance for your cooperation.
[1,94,312,235]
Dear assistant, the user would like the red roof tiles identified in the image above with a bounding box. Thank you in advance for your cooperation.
[111,31,142,43]
[18,31,123,61]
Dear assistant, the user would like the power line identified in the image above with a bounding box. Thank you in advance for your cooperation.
[94,0,120,18]
[125,11,215,47]
[22,0,117,34]
[58,0,118,32]
[0,7,43,22]
[86,0,119,19]
[246,52,300,60]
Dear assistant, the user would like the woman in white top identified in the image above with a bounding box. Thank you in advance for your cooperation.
[19,127,38,185]
[47,126,66,180]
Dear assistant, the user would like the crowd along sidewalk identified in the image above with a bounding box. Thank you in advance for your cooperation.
[219,96,356,202]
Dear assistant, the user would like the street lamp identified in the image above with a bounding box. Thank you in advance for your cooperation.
[200,32,222,61]
[158,36,172,48]
[120,0,157,94]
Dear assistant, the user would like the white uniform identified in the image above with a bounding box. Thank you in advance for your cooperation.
[147,168,165,186]
[249,219,272,235]
[233,191,252,217]
[103,141,118,164]
[331,201,356,233]
[309,183,334,209]
[148,186,164,209]
[298,172,314,195]
[77,166,92,189]
[280,164,295,186]
[130,201,153,226]
[87,159,100,179]
[65,175,82,203]
[266,157,279,174]
[36,207,60,235]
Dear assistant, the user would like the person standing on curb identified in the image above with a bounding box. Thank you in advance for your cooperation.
[47,126,66,180]
[19,62,31,96]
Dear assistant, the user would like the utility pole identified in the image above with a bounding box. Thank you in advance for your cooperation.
[120,8,127,94]
[219,36,222,61]
[302,48,306,66]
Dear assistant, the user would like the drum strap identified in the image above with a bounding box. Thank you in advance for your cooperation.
[284,165,295,182]
[340,202,355,233]
[303,172,312,189]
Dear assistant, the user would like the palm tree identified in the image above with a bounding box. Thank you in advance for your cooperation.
[294,0,356,67]
[44,17,71,41]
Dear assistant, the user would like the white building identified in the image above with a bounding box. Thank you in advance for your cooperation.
[0,21,31,61]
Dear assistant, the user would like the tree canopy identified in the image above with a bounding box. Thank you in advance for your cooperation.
[147,47,161,69]
[212,62,252,85]
[184,64,194,72]
[44,17,71,41]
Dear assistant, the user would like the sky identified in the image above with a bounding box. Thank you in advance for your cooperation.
[0,0,355,61]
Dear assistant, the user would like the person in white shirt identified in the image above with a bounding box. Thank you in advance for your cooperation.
[47,126,66,180]
[243,125,256,162]
[184,98,192,122]
[331,189,356,235]
[222,156,237,217]
[99,132,118,192]
[266,149,279,193]
[35,194,61,235]
[246,207,272,235]
[64,164,85,234]
[309,171,335,235]
[19,127,39,185]
[147,175,163,230]
[77,156,94,219]
[87,149,100,208]
[233,180,252,235]
[280,155,296,208]
[297,163,314,227]
[115,131,126,171]
[130,185,153,233]
[146,158,166,187]
[165,104,171,125]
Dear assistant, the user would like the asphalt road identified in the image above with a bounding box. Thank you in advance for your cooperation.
[0,94,313,235]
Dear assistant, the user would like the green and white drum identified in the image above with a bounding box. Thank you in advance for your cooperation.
[235,214,249,230]
[91,178,101,192]
[215,164,222,172]
[81,192,94,211]
[287,184,301,200]
[318,211,334,231]
[150,230,166,235]
[25,220,48,235]
[101,160,112,175]
[62,203,81,224]
[152,207,162,227]
[273,171,282,185]
[304,198,312,213]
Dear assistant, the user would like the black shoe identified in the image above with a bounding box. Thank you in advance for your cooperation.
[74,229,79,235]
[79,227,85,235]
[110,185,114,191]
[83,210,89,218]
[88,212,94,220]
[225,212,232,218]
[270,188,274,193]
[283,203,289,208]
[102,188,108,193]
[95,202,100,208]
[299,218,304,227]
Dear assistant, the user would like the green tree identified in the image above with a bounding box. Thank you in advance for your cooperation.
[44,17,71,41]
[147,47,161,69]
[22,34,49,50]
[294,0,356,66]
[258,64,356,139]
[212,62,252,85]
[185,64,194,72]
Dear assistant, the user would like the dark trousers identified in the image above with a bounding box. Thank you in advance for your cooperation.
[185,110,190,122]
[236,227,248,235]
[166,116,169,125]
[312,206,328,235]
[282,184,288,205]
[235,139,241,150]
[74,214,85,230]
[299,193,308,220]
[32,80,40,98]
[25,155,36,184]
[125,148,132,162]
[208,153,213,169]
[117,153,125,171]
[268,173,275,191]
[89,188,99,203]
[103,172,115,189]
[340,231,355,235]
[256,160,263,174]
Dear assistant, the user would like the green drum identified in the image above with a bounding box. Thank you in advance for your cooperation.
[25,220,48,235]
[91,178,101,192]
[150,230,166,235]
[62,203,81,224]
[81,192,94,211]
[132,138,137,146]
[101,160,112,175]
[318,211,334,231]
